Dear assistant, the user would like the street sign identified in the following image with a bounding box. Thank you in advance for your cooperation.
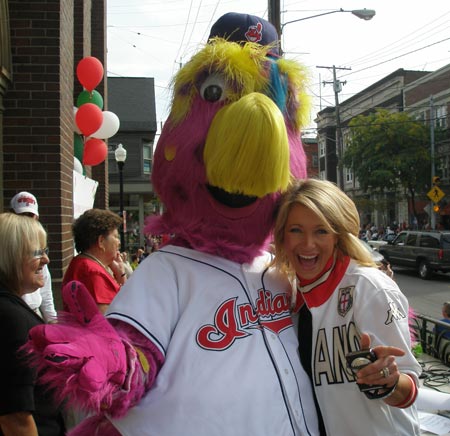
[427,186,445,203]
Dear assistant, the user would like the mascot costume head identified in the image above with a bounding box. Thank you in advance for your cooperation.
[146,12,310,263]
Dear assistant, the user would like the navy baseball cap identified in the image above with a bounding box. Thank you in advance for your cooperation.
[208,12,279,56]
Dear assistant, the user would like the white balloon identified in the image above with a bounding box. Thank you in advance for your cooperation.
[74,156,83,174]
[91,111,120,139]
[73,106,82,134]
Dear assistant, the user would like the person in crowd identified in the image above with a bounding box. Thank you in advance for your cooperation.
[10,191,57,322]
[136,247,145,263]
[273,178,421,436]
[436,301,450,340]
[364,224,372,241]
[130,253,139,271]
[63,209,127,314]
[378,258,395,279]
[0,213,66,435]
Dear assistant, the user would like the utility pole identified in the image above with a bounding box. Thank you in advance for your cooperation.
[317,65,351,190]
[268,0,281,50]
[430,95,436,230]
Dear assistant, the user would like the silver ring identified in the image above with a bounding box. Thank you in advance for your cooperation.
[380,367,389,378]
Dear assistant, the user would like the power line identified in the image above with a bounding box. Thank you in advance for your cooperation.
[341,37,450,78]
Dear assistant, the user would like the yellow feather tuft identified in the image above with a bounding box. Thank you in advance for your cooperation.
[169,39,272,126]
[277,58,311,129]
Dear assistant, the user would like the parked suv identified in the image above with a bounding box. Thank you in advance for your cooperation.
[378,230,450,279]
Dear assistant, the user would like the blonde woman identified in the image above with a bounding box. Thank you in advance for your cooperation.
[274,179,421,436]
[0,213,65,435]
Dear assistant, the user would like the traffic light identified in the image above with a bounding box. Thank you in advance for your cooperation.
[432,176,441,185]
[433,204,440,213]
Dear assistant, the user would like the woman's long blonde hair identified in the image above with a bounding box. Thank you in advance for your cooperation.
[273,178,376,278]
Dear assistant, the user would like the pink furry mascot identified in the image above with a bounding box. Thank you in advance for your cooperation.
[25,12,319,436]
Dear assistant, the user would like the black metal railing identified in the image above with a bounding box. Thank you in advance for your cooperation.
[410,314,450,366]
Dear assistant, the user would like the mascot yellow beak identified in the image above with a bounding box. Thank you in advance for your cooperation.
[203,92,290,198]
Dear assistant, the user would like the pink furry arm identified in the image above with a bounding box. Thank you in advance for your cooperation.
[108,319,165,417]
[23,281,164,420]
[66,326,164,436]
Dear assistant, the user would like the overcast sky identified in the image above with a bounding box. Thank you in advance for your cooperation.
[107,0,450,132]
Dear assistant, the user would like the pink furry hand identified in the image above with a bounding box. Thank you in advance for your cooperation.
[26,280,127,412]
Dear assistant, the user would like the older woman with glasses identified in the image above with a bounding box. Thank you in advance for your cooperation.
[0,213,65,436]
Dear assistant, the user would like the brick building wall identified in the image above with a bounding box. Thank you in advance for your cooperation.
[2,0,107,307]
[90,0,108,209]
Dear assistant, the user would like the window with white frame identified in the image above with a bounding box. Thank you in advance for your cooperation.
[143,140,153,174]
[439,156,449,180]
[435,105,448,129]
[415,111,426,123]
[345,167,353,183]
[319,137,326,157]
[342,130,352,183]
[312,154,318,168]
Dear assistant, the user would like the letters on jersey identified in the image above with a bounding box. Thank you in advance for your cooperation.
[197,289,292,351]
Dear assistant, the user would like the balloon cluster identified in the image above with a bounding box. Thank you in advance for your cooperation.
[73,57,120,172]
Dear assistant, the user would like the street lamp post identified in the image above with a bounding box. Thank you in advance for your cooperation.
[115,143,127,251]
[280,8,375,34]
[275,7,375,56]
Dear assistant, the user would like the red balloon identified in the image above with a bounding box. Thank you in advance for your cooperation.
[83,138,108,166]
[76,57,104,92]
[75,103,103,137]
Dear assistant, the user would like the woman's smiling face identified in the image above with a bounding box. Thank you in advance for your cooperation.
[21,248,49,295]
[283,203,338,280]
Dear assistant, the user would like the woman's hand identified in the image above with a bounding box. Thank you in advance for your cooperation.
[356,333,404,389]
[355,333,417,407]
[110,251,126,285]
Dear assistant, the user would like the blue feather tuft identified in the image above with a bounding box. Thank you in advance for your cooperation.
[267,59,288,113]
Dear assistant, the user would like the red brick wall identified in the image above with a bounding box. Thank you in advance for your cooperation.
[303,138,319,178]
[90,0,108,209]
[405,69,450,106]
[3,0,106,307]
[4,1,74,283]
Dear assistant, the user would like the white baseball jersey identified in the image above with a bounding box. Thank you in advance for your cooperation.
[107,245,319,436]
[298,259,421,436]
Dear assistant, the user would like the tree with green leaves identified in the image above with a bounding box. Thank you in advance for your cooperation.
[343,109,430,224]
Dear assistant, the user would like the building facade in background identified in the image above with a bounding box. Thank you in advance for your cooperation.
[107,77,158,252]
[316,66,450,230]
